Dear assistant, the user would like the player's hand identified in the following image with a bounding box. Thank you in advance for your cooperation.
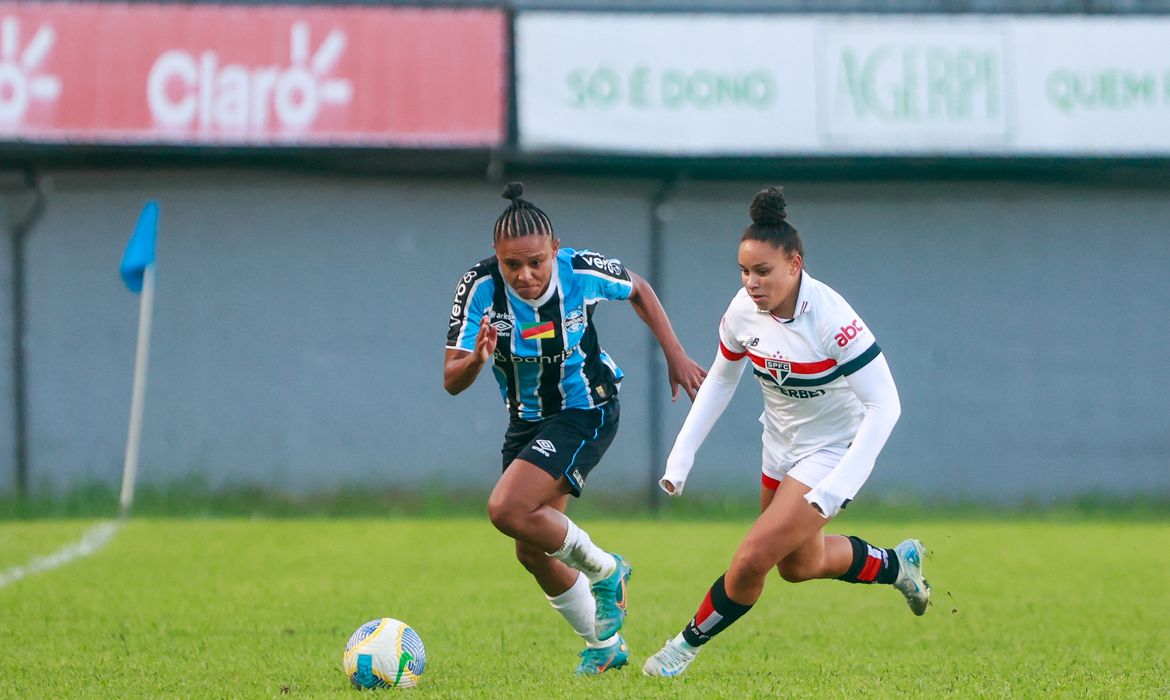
[667,354,707,402]
[659,452,691,497]
[474,315,498,363]
[659,478,681,496]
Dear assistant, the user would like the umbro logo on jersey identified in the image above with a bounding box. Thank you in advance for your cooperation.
[533,439,557,457]
[765,358,791,383]
[490,312,515,336]
[834,320,865,347]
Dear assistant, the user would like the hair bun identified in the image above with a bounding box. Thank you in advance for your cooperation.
[501,181,524,201]
[749,186,787,226]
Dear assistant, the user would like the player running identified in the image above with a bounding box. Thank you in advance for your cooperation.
[445,182,705,675]
[643,186,930,679]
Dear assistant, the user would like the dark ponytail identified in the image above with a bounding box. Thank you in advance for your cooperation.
[493,182,554,242]
[743,186,803,258]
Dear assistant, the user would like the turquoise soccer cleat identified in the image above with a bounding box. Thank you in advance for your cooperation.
[893,538,931,616]
[575,636,629,675]
[591,553,632,641]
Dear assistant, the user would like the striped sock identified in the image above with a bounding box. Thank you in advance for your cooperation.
[836,535,900,585]
[681,574,753,647]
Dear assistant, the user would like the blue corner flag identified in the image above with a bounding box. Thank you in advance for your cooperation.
[120,201,159,293]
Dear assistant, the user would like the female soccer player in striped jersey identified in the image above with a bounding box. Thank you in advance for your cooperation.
[444,182,705,675]
[643,186,930,678]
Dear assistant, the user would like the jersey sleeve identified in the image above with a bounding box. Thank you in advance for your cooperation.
[717,299,748,361]
[446,264,494,352]
[570,249,633,302]
[819,296,880,376]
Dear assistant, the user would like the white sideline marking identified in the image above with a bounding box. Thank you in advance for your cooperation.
[0,520,120,590]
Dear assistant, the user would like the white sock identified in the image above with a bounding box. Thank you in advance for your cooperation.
[547,517,617,583]
[672,633,701,654]
[546,573,618,649]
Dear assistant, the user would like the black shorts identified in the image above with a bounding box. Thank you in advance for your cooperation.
[500,399,620,497]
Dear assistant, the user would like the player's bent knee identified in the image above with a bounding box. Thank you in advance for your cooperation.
[730,542,777,581]
[514,542,548,571]
[486,494,521,535]
[776,560,816,583]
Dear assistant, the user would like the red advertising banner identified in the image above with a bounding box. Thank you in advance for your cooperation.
[0,3,505,146]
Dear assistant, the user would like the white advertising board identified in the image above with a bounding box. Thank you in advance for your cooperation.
[517,13,1170,156]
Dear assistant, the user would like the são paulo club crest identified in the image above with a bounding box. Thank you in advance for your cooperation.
[765,358,791,384]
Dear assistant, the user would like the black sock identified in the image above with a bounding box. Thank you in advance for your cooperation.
[835,535,900,585]
[681,574,754,647]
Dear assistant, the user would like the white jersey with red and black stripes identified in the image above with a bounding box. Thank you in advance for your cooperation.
[718,270,881,465]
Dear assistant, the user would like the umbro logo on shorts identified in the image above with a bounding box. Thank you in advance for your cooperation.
[533,439,557,457]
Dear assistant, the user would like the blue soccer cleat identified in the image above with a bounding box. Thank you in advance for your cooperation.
[591,553,631,641]
[575,636,629,675]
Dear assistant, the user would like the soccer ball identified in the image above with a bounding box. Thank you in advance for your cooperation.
[343,618,427,689]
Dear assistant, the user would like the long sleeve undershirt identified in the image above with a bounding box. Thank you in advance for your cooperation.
[660,348,901,519]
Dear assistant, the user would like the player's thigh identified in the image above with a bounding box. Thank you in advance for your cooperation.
[491,459,572,513]
[737,475,827,570]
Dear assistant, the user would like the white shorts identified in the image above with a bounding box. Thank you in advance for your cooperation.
[761,444,850,491]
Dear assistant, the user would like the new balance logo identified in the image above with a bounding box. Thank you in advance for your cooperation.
[834,319,865,347]
[532,439,556,457]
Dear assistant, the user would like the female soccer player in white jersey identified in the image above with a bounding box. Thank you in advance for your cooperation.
[444,182,705,675]
[643,186,930,678]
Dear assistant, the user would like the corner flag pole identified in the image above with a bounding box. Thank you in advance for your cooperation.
[118,201,159,518]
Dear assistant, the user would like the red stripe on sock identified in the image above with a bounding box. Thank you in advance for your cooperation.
[858,555,882,582]
[694,590,716,627]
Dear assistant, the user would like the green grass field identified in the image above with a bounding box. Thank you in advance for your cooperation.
[2,517,1168,698]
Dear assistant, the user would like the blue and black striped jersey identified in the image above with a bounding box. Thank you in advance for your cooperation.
[447,247,633,420]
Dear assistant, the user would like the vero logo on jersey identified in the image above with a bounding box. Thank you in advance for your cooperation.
[834,319,865,347]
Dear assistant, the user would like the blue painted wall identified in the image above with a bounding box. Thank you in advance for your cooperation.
[1,171,1166,504]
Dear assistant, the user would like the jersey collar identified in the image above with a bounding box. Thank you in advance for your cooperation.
[763,270,812,323]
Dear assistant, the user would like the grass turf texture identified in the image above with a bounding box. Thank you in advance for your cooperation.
[1,518,1167,698]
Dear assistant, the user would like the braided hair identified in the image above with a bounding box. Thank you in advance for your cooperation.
[493,182,554,242]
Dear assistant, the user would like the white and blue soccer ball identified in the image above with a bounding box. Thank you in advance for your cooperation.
[343,618,427,689]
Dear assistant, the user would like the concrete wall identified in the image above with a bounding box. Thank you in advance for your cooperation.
[659,180,1170,502]
[1,169,1167,503]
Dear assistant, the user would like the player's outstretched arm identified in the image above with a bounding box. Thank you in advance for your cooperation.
[625,271,707,401]
[659,350,745,496]
[443,316,497,395]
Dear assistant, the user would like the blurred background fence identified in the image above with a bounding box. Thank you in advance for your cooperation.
[1,1,1167,508]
